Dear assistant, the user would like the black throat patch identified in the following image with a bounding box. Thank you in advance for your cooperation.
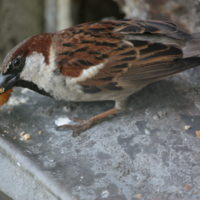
[15,80,53,98]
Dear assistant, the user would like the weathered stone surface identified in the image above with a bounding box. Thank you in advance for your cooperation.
[1,67,200,199]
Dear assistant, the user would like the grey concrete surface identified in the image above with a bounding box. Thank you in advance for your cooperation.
[1,67,200,200]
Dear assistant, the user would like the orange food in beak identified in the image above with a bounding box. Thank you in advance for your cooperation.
[0,88,13,106]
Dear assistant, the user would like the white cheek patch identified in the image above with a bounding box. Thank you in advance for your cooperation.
[20,45,57,92]
[21,52,47,78]
[66,63,104,84]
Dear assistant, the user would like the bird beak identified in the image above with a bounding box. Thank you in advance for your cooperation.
[0,72,18,93]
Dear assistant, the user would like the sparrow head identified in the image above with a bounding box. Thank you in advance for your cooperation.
[0,33,53,94]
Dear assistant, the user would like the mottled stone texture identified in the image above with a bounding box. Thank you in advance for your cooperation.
[0,0,44,64]
[115,0,200,32]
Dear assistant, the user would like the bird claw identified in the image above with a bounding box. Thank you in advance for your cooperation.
[56,108,117,137]
[57,118,93,137]
[69,117,84,123]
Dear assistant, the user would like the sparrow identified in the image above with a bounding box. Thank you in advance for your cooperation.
[1,19,200,136]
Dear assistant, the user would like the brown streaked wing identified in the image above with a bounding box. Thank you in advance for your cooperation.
[118,57,200,86]
[79,40,184,92]
[54,20,196,94]
[54,19,188,78]
[54,22,126,78]
[115,19,191,40]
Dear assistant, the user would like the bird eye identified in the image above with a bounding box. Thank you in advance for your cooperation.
[13,58,21,67]
[9,56,25,74]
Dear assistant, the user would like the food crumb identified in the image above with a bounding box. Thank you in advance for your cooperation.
[194,191,197,195]
[191,119,194,122]
[21,134,31,141]
[20,132,25,136]
[20,132,31,141]
[196,131,200,139]
[38,131,42,134]
[184,125,191,130]
[185,185,191,190]
[137,194,142,199]
[0,87,5,93]
[0,88,13,106]
[152,114,159,121]
[13,136,16,139]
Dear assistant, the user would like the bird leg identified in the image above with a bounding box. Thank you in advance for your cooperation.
[57,100,127,137]
[58,108,118,137]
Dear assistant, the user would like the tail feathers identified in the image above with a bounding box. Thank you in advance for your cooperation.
[184,32,200,58]
[118,57,200,86]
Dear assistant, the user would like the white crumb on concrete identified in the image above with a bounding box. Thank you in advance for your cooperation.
[7,97,29,106]
[145,129,150,135]
[185,125,191,130]
[63,106,71,112]
[55,117,72,126]
[152,114,159,121]
[21,88,30,94]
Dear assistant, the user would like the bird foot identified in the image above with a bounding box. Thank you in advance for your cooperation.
[56,108,118,137]
[57,117,94,137]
